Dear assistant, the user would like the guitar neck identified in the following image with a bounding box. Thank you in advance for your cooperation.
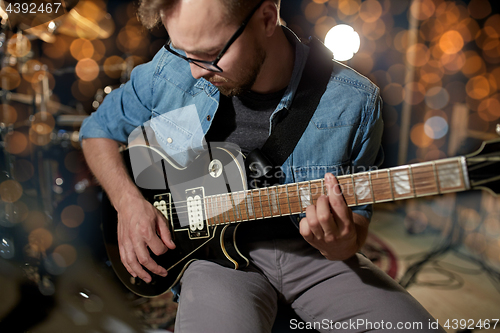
[202,156,470,225]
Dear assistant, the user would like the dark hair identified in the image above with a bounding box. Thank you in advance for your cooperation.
[137,0,281,29]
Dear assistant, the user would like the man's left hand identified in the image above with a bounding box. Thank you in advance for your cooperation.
[299,172,362,261]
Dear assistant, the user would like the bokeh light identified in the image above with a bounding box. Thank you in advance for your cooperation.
[5,132,28,155]
[406,44,431,67]
[0,67,21,90]
[7,33,31,58]
[411,123,434,148]
[28,228,53,253]
[425,86,450,109]
[324,24,360,61]
[75,58,100,81]
[31,112,56,135]
[70,39,95,60]
[424,116,449,139]
[13,160,35,183]
[61,205,85,228]
[0,180,23,203]
[439,30,464,54]
[0,104,18,124]
[359,0,383,23]
[53,244,78,267]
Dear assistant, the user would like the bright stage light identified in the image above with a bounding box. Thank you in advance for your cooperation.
[324,24,361,61]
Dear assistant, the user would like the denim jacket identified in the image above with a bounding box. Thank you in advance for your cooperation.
[79,27,384,221]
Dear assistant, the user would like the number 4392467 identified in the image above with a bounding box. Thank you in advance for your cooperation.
[5,2,62,14]
[443,319,498,330]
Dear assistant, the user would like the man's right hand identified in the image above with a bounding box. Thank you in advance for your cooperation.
[116,194,176,283]
[81,138,176,284]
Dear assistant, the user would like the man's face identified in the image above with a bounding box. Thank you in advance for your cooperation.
[161,0,266,96]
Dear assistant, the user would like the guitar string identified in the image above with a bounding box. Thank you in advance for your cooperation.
[155,162,472,211]
[161,176,469,214]
[157,158,497,217]
[160,183,467,220]
[150,156,492,208]
[161,164,483,222]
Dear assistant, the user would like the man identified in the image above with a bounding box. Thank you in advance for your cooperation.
[80,0,445,332]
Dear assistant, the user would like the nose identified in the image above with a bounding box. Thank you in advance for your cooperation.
[190,63,212,80]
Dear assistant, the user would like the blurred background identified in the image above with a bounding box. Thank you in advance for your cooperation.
[1,0,500,332]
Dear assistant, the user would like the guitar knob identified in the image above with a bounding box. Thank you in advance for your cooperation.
[496,123,500,136]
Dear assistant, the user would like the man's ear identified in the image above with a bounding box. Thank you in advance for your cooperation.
[260,1,279,37]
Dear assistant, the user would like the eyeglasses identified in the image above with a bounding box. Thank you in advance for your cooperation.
[164,0,266,73]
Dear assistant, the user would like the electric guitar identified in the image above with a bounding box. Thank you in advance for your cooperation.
[102,139,500,297]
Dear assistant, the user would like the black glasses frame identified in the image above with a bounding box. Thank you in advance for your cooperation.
[164,0,266,73]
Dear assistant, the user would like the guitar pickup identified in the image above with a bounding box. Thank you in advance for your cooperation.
[153,193,171,221]
[186,187,209,239]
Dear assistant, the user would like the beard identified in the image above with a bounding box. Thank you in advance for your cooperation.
[206,45,266,97]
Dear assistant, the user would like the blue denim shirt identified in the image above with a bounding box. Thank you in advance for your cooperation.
[80,27,384,221]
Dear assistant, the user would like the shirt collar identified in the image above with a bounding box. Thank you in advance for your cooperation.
[275,26,310,112]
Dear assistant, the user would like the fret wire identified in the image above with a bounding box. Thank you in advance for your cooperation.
[409,165,416,198]
[286,184,292,215]
[239,192,245,221]
[211,195,216,225]
[321,178,326,195]
[460,156,471,190]
[351,174,358,205]
[223,194,230,223]
[296,183,302,213]
[228,193,234,222]
[244,190,251,221]
[215,195,221,223]
[258,188,264,218]
[217,195,222,224]
[210,195,217,224]
[387,169,395,200]
[205,197,212,226]
[276,186,282,216]
[251,190,257,220]
[458,158,467,190]
[235,192,243,222]
[203,197,209,226]
[213,196,219,225]
[369,172,375,203]
[307,180,314,205]
[220,194,226,223]
[233,193,239,222]
[264,187,272,218]
[206,196,212,225]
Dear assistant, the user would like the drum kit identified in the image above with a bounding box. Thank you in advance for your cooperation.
[0,0,118,216]
[0,2,142,330]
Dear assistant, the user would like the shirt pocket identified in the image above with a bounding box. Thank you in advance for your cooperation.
[150,110,198,168]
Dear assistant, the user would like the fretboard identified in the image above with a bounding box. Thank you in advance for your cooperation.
[203,157,470,226]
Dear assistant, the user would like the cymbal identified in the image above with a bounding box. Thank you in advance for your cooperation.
[23,24,57,43]
[1,0,113,41]
[56,3,114,40]
[2,92,78,114]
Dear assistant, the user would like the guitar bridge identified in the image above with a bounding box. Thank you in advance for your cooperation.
[186,187,209,239]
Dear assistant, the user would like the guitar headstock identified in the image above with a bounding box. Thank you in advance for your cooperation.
[466,138,500,196]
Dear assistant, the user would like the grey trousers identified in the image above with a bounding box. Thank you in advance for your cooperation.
[174,237,446,333]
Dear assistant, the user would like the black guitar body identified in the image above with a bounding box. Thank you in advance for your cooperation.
[101,139,500,297]
[102,144,249,297]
